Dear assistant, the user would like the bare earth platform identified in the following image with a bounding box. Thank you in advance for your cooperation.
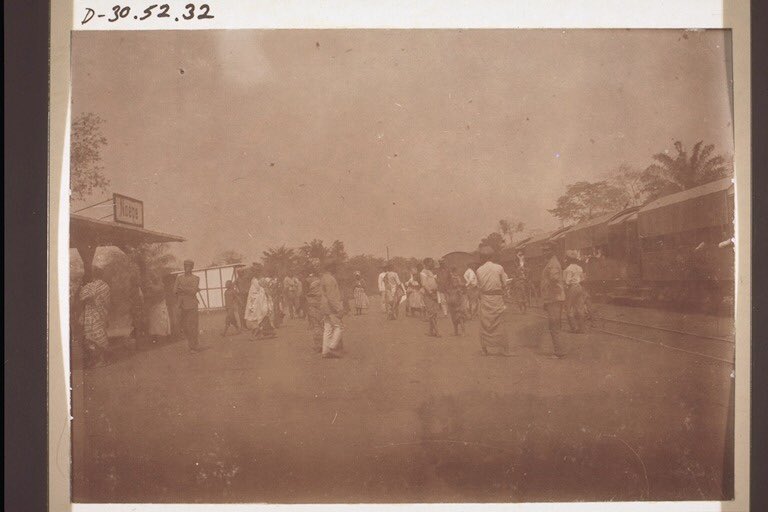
[72,299,732,503]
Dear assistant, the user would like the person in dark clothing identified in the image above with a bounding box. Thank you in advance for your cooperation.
[221,280,241,336]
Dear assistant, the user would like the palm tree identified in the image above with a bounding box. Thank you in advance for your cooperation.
[299,239,329,260]
[641,140,730,200]
[261,245,296,276]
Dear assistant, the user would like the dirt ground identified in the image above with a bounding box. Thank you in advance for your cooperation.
[71,298,733,503]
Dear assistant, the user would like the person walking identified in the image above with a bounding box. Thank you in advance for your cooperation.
[447,267,469,336]
[128,274,145,344]
[377,266,387,313]
[405,269,425,317]
[383,264,406,320]
[295,274,305,319]
[510,265,528,314]
[436,263,451,317]
[221,280,242,336]
[352,271,369,315]
[79,266,111,367]
[540,242,567,359]
[283,273,301,319]
[320,258,345,358]
[305,260,324,352]
[564,251,587,334]
[244,274,276,339]
[173,259,203,352]
[464,262,480,319]
[420,258,441,337]
[236,265,255,327]
[476,245,513,356]
[268,275,285,328]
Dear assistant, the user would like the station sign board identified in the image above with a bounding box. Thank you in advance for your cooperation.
[113,193,144,228]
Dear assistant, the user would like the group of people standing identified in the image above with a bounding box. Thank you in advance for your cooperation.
[539,243,591,359]
[375,259,482,337]
[77,244,591,368]
[77,265,172,368]
[212,258,348,358]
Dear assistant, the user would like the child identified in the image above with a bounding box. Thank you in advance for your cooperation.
[447,268,469,336]
[352,272,369,315]
[222,280,241,336]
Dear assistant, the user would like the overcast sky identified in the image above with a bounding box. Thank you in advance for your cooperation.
[71,29,733,264]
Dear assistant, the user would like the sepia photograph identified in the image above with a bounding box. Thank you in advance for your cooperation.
[67,29,736,504]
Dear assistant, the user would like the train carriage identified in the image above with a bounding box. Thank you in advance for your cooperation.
[514,227,570,297]
[561,207,642,299]
[637,177,734,308]
[440,251,479,273]
[444,177,733,313]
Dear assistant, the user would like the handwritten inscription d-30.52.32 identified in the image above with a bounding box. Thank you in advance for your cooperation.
[81,3,214,25]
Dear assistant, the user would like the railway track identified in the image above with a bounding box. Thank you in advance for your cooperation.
[521,303,735,365]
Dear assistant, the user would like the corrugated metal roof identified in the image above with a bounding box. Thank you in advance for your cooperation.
[607,207,640,226]
[567,211,619,233]
[608,211,638,226]
[522,230,556,245]
[639,177,733,213]
[525,228,561,245]
[549,226,572,241]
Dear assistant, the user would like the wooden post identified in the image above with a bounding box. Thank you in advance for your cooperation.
[76,245,96,284]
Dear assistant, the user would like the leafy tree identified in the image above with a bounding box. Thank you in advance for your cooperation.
[497,219,525,246]
[71,113,110,202]
[261,245,296,276]
[640,140,731,200]
[548,180,628,223]
[388,256,420,279]
[347,254,386,291]
[606,164,646,207]
[211,249,244,266]
[479,232,507,253]
[330,240,348,263]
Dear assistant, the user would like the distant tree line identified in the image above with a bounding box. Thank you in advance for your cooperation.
[212,241,422,294]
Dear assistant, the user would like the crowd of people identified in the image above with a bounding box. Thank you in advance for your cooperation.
[75,242,592,367]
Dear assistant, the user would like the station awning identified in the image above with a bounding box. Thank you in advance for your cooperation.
[70,213,186,248]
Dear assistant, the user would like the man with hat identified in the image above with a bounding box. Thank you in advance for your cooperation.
[540,242,567,358]
[319,257,345,358]
[476,244,513,356]
[173,259,203,352]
